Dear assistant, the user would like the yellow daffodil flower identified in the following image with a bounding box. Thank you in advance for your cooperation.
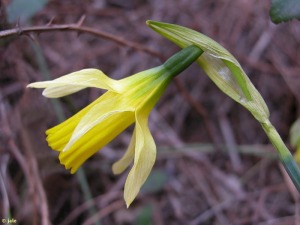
[27,45,203,206]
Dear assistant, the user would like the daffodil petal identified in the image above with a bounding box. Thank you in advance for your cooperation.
[112,128,136,174]
[46,96,104,151]
[124,111,156,207]
[59,111,135,173]
[118,67,162,91]
[27,69,120,98]
[63,92,134,151]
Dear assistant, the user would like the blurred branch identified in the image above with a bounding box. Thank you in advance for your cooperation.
[173,78,220,144]
[1,101,51,225]
[0,16,164,61]
[82,200,125,225]
[0,154,10,219]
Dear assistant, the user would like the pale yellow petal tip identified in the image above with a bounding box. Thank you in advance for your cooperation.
[112,162,128,175]
[124,195,134,208]
[26,83,36,88]
[26,82,45,88]
[124,182,140,208]
[111,164,120,175]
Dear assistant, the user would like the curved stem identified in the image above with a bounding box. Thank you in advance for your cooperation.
[261,120,300,192]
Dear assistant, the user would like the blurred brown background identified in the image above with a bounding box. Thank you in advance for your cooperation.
[1,0,300,224]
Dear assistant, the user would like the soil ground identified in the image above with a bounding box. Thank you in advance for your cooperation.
[1,1,300,225]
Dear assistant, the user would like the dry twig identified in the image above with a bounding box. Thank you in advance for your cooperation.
[0,16,163,61]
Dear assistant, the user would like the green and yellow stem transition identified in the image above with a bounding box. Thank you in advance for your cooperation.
[147,20,300,192]
[27,45,203,207]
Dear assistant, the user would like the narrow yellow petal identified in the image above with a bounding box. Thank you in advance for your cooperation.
[27,69,120,98]
[59,111,135,173]
[124,111,156,207]
[112,128,136,174]
[42,86,86,98]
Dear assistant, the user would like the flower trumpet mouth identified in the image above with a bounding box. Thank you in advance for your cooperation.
[27,45,203,207]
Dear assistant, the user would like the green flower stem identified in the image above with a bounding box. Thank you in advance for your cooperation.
[261,119,300,191]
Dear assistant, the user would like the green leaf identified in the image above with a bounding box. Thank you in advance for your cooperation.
[290,118,300,148]
[136,204,153,225]
[141,169,168,194]
[290,118,300,165]
[270,0,300,23]
[6,0,49,23]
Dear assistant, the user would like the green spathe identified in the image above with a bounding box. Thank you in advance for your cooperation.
[147,20,269,123]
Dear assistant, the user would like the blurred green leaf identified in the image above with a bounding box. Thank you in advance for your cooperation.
[290,118,300,165]
[6,0,48,23]
[270,0,300,23]
[141,169,168,194]
[290,118,300,148]
[136,204,153,225]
